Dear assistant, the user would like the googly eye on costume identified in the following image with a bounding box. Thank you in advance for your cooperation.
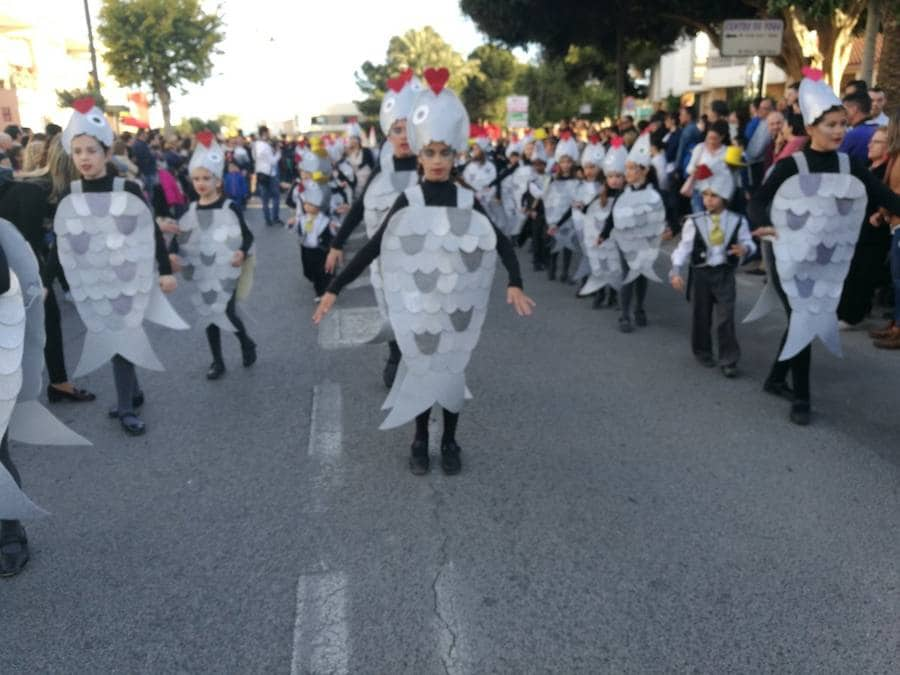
[90,115,104,126]
[383,97,396,113]
[413,105,430,125]
[208,152,222,163]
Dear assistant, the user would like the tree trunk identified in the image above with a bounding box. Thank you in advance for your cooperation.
[879,12,900,110]
[615,19,624,118]
[157,84,172,133]
[771,7,807,83]
[816,3,867,92]
[860,0,881,84]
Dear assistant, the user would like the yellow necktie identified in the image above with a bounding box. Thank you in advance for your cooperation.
[304,217,314,233]
[709,214,724,247]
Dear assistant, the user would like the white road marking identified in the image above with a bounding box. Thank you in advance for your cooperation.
[290,571,350,675]
[309,382,342,461]
[318,307,385,349]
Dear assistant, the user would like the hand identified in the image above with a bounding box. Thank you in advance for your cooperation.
[751,226,777,239]
[547,227,558,237]
[870,212,883,227]
[312,292,337,324]
[156,217,180,234]
[335,203,350,215]
[287,216,296,228]
[670,275,685,293]
[168,254,182,273]
[661,227,674,241]
[159,274,177,293]
[231,250,245,267]
[729,244,748,258]
[324,248,343,274]
[595,236,605,246]
[507,287,536,317]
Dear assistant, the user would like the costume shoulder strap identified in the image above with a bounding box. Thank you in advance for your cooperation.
[792,151,809,175]
[70,180,83,194]
[404,185,425,207]
[837,152,850,175]
[222,198,232,211]
[112,177,125,192]
[456,186,474,209]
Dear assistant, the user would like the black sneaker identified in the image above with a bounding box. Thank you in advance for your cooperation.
[696,354,716,368]
[763,378,794,401]
[207,362,226,380]
[108,391,144,419]
[634,309,647,327]
[440,441,462,475]
[119,413,146,436]
[383,358,399,388]
[790,401,811,426]
[409,440,430,475]
[242,342,257,367]
[0,525,29,577]
[618,317,634,333]
[721,364,738,378]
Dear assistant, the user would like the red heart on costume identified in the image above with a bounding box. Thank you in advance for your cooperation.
[611,136,624,149]
[424,67,450,94]
[196,130,214,148]
[695,164,713,180]
[401,68,414,83]
[801,66,824,82]
[72,97,95,114]
[387,75,405,92]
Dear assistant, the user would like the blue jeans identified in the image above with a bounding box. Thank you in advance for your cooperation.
[257,174,280,224]
[892,228,900,322]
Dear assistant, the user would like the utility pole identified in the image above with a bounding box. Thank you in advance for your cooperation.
[84,0,101,98]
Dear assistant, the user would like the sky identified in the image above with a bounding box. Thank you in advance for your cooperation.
[24,0,513,130]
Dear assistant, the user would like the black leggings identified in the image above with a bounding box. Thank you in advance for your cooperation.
[207,292,254,364]
[44,288,68,385]
[414,408,459,445]
[767,243,811,402]
[0,432,21,534]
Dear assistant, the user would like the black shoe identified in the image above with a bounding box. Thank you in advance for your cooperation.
[592,290,605,309]
[274,219,285,226]
[606,291,618,308]
[559,274,569,284]
[440,440,462,475]
[383,358,399,388]
[721,364,738,378]
[207,362,226,380]
[0,525,29,577]
[763,378,795,401]
[790,401,811,426]
[634,309,647,327]
[618,317,634,333]
[409,440,430,475]
[47,384,96,403]
[119,413,146,436]
[242,342,257,367]
[696,354,716,368]
[108,391,144,419]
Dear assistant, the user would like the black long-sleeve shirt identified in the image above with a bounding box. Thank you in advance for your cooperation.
[0,243,9,295]
[747,147,900,228]
[61,174,173,275]
[330,155,419,250]
[0,180,49,264]
[327,180,523,295]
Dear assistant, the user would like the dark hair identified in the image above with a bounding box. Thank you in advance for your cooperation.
[680,106,697,121]
[869,85,884,94]
[842,90,872,115]
[710,100,729,117]
[637,120,649,132]
[788,82,800,92]
[707,119,731,143]
[844,80,868,96]
[785,110,806,136]
[3,125,21,140]
[45,123,62,137]
[258,125,269,136]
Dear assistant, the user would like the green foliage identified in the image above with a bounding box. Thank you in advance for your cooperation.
[514,57,617,125]
[57,88,107,111]
[97,0,224,126]
[462,44,522,121]
[176,117,221,135]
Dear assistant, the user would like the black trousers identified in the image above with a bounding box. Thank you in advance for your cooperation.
[207,292,254,365]
[766,242,811,402]
[300,246,331,296]
[691,265,740,365]
[529,217,548,266]
[838,242,890,325]
[44,289,68,384]
[0,432,21,532]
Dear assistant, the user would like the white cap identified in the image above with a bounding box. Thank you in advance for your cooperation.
[798,67,843,126]
[580,139,606,167]
[380,69,423,135]
[602,137,627,174]
[407,68,470,153]
[694,160,735,201]
[188,131,225,179]
[554,134,579,162]
[530,139,548,163]
[62,97,114,154]
[626,132,652,167]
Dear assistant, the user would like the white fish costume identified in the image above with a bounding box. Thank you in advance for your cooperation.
[53,98,188,377]
[744,70,867,360]
[363,70,422,342]
[177,133,245,331]
[611,133,666,284]
[546,134,582,254]
[378,69,497,429]
[500,139,526,237]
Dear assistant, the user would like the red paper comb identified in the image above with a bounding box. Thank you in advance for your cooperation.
[560,130,572,140]
[401,68,414,84]
[610,136,624,149]
[424,67,449,94]
[694,164,713,180]
[589,133,600,144]
[72,97,95,114]
[801,67,824,82]
[386,75,406,92]
[196,130,214,148]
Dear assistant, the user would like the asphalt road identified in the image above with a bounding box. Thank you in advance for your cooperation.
[3,201,900,674]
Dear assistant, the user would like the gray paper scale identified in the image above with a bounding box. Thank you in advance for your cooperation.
[0,273,47,519]
[546,180,581,254]
[0,219,89,445]
[611,187,667,284]
[500,171,526,236]
[578,198,623,296]
[379,205,497,429]
[769,171,867,360]
[177,203,243,331]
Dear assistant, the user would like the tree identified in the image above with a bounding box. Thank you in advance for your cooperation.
[57,88,107,111]
[514,54,617,125]
[879,6,900,107]
[461,44,522,122]
[97,0,224,132]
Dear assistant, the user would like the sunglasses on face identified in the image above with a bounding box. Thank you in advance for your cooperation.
[422,147,454,159]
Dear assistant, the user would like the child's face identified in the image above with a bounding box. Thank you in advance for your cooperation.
[419,142,454,182]
[702,190,726,213]
[71,135,108,180]
[557,156,574,175]
[191,168,220,198]
[606,172,625,190]
[303,202,320,215]
[624,161,647,186]
[583,163,599,181]
[533,160,546,175]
